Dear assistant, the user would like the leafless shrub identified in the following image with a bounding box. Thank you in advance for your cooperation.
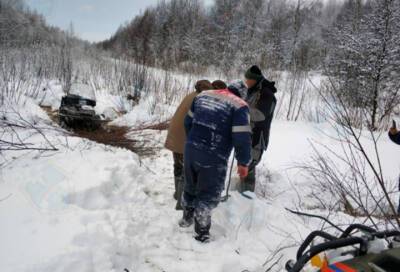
[285,71,307,121]
[0,48,47,105]
[0,106,58,169]
[274,70,322,123]
[301,79,400,228]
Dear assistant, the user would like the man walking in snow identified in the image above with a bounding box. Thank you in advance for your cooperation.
[180,81,252,243]
[165,80,214,210]
[389,120,400,214]
[240,65,277,193]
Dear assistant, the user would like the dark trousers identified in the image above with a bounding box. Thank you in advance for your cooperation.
[239,148,264,193]
[173,152,184,210]
[182,145,227,235]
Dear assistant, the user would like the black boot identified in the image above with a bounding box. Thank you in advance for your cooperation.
[194,216,211,243]
[175,176,184,211]
[173,153,184,200]
[194,232,210,243]
[173,175,179,200]
[179,208,194,228]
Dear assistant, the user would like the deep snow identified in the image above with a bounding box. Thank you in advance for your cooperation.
[1,116,399,271]
[1,71,400,271]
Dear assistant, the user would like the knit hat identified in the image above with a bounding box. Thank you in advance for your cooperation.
[228,80,248,99]
[211,80,227,90]
[245,65,264,82]
[195,80,213,93]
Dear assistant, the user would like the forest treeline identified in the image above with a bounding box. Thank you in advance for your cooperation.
[0,0,88,48]
[99,0,353,73]
[100,0,400,130]
[1,0,399,131]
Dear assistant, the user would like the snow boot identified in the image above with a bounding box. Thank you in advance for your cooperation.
[179,208,194,228]
[194,217,211,243]
[175,176,184,210]
[194,232,211,243]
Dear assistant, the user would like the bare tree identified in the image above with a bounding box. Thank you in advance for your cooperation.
[301,78,400,229]
[100,0,331,76]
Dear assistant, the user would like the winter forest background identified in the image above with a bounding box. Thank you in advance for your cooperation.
[3,0,400,127]
[1,0,400,271]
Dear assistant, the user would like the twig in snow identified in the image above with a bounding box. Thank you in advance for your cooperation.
[0,193,12,202]
[285,208,345,233]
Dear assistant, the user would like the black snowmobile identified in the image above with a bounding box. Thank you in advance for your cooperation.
[286,209,400,272]
[59,94,102,130]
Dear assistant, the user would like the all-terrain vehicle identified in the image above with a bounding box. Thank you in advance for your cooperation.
[285,215,400,272]
[59,84,102,129]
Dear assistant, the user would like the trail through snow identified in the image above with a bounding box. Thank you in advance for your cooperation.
[1,119,399,271]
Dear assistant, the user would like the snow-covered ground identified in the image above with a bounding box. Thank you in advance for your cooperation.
[1,111,399,272]
[1,69,399,271]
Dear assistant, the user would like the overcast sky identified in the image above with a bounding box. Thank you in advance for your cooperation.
[26,0,214,42]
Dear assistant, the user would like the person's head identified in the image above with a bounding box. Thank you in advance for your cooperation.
[195,80,213,93]
[211,80,227,90]
[228,80,248,99]
[245,65,264,88]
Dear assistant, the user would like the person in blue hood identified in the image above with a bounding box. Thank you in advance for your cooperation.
[180,81,252,243]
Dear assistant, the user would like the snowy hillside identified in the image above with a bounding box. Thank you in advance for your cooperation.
[1,71,399,271]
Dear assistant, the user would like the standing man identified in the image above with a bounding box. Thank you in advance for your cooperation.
[165,80,214,210]
[180,81,252,243]
[241,65,277,193]
[389,120,400,214]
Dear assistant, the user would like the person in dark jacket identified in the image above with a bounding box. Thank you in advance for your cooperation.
[180,81,252,243]
[389,120,400,214]
[240,65,277,193]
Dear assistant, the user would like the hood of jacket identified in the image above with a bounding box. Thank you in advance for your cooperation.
[249,77,277,95]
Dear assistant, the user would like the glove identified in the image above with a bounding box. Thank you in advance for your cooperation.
[390,120,398,135]
[237,165,249,179]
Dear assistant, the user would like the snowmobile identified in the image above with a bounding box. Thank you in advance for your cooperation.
[285,210,400,272]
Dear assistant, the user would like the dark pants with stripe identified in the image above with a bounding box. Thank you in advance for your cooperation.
[182,145,227,235]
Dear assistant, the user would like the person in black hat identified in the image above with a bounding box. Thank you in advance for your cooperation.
[241,65,278,193]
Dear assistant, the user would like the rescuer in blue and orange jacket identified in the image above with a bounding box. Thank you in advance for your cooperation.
[179,81,252,243]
